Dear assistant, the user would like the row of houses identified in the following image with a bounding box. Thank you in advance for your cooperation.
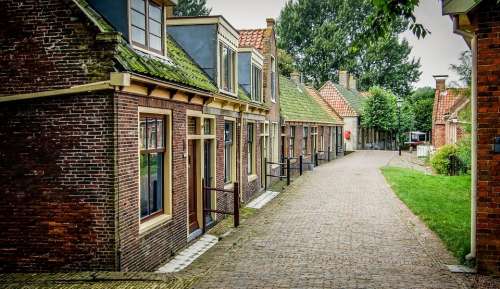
[0,0,368,272]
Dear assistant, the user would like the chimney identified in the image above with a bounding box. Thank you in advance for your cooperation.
[433,75,448,91]
[339,70,350,88]
[349,74,357,91]
[266,18,276,28]
[290,72,301,84]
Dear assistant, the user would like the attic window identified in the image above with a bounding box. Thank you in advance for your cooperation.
[131,0,164,55]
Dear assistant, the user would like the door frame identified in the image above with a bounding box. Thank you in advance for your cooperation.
[186,111,216,238]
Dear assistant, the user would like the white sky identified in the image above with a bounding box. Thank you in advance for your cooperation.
[206,0,470,89]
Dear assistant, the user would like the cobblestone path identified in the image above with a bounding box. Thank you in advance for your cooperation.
[181,151,469,289]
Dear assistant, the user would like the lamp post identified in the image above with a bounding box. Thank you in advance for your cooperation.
[397,97,403,156]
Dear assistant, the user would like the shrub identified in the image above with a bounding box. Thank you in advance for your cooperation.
[431,145,458,175]
[456,136,471,173]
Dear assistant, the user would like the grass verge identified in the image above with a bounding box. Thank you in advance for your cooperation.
[381,166,471,264]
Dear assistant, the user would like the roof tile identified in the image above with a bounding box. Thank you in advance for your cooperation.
[319,81,359,117]
[239,29,266,50]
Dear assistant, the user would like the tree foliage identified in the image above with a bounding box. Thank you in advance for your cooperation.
[278,49,296,77]
[450,50,472,87]
[174,0,211,17]
[361,87,397,131]
[409,87,435,132]
[276,0,421,97]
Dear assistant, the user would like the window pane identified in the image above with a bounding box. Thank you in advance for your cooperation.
[149,19,161,37]
[148,118,157,149]
[132,0,145,13]
[131,26,146,45]
[140,154,149,218]
[149,153,163,214]
[149,34,162,52]
[149,2,162,21]
[224,121,233,143]
[140,119,147,150]
[131,10,146,29]
[157,118,164,149]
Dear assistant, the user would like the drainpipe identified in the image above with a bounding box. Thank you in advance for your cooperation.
[467,34,478,261]
[453,17,477,261]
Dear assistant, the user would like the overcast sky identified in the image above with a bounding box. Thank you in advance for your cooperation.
[206,0,469,89]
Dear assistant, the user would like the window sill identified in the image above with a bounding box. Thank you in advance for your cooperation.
[271,164,280,170]
[247,174,258,183]
[139,214,172,236]
[224,183,234,191]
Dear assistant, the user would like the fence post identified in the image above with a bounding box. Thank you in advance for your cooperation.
[264,157,267,191]
[286,158,291,186]
[233,182,240,228]
[299,155,303,176]
[315,152,319,167]
[327,146,331,162]
[202,178,206,234]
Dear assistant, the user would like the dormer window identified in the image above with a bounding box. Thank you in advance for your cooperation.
[131,0,164,55]
[251,65,262,102]
[220,42,236,93]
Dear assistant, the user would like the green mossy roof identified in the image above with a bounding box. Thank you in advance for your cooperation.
[332,83,366,114]
[279,76,336,124]
[238,85,251,101]
[74,0,217,93]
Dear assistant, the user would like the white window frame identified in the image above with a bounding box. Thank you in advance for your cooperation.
[219,41,236,94]
[270,55,277,103]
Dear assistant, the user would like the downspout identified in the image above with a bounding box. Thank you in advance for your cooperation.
[467,34,478,261]
[453,17,477,261]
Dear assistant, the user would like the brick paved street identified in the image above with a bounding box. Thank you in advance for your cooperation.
[181,151,471,289]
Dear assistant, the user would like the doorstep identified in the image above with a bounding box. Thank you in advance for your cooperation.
[156,234,218,273]
[246,190,280,209]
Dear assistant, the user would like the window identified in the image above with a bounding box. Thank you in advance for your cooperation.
[139,114,167,220]
[271,56,276,102]
[311,127,318,154]
[330,127,335,151]
[302,127,308,155]
[131,0,164,54]
[247,123,255,175]
[224,121,234,184]
[271,123,279,162]
[252,65,262,102]
[320,127,324,151]
[289,126,296,157]
[220,43,236,93]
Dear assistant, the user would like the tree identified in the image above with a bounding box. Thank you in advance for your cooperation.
[278,49,296,77]
[450,50,472,87]
[355,36,421,97]
[409,87,434,132]
[174,0,211,17]
[276,0,421,97]
[361,87,397,132]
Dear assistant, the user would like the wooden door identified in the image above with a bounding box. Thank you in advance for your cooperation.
[188,140,198,232]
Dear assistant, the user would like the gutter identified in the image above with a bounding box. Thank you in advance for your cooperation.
[128,73,214,98]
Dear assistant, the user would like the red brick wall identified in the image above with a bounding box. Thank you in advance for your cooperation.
[115,93,207,272]
[0,0,115,96]
[474,0,500,274]
[432,124,446,148]
[0,92,116,272]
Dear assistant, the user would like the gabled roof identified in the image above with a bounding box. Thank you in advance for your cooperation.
[280,76,338,124]
[433,89,463,124]
[239,29,266,51]
[74,0,217,93]
[304,86,343,125]
[319,81,359,117]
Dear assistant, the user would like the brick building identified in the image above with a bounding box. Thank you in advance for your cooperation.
[0,0,272,272]
[280,73,343,169]
[442,0,500,274]
[431,75,463,148]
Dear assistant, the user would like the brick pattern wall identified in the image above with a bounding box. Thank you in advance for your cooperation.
[432,124,446,148]
[116,92,208,272]
[0,0,115,96]
[0,92,116,272]
[475,0,500,274]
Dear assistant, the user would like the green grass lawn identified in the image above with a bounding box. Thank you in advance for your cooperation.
[381,167,471,263]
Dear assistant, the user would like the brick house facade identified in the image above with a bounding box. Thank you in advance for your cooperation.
[443,0,500,274]
[0,0,270,272]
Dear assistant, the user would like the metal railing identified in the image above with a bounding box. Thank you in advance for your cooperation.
[201,181,240,233]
